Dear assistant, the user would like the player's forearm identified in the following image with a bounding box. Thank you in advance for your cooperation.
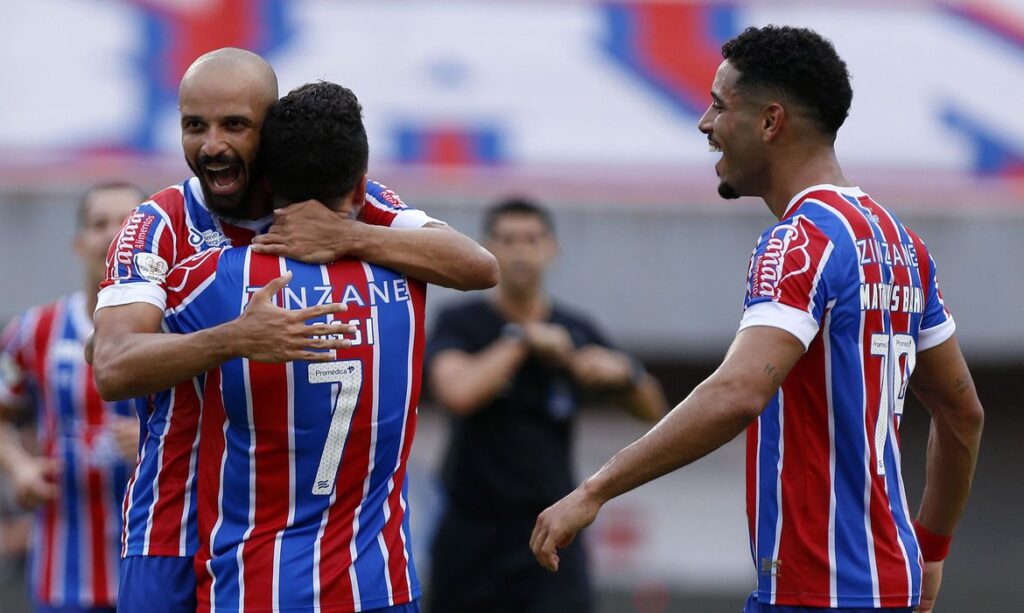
[915,399,983,534]
[583,374,761,504]
[431,341,528,415]
[348,224,498,290]
[909,337,984,536]
[93,325,237,400]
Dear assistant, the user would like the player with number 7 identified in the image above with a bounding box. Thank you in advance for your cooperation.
[161,82,431,612]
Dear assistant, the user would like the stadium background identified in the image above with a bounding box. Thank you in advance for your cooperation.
[0,0,1021,610]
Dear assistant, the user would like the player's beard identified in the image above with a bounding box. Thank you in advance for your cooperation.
[718,180,741,200]
[187,153,255,218]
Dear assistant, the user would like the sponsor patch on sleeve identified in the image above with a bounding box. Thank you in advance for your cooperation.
[134,252,170,284]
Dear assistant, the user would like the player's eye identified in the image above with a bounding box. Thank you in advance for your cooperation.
[182,119,203,132]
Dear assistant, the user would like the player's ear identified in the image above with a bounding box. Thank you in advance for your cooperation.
[351,174,368,209]
[762,102,785,142]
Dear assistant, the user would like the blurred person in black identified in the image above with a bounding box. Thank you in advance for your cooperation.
[425,198,667,613]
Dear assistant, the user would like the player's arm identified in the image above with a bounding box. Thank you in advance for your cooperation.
[429,339,529,416]
[568,345,667,423]
[907,334,984,613]
[251,200,498,290]
[93,275,351,401]
[530,325,804,571]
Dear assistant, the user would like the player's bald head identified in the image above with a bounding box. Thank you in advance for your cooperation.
[179,47,278,108]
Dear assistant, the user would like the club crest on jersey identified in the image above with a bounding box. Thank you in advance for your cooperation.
[188,227,229,248]
[376,184,406,209]
[134,252,169,284]
[751,221,811,301]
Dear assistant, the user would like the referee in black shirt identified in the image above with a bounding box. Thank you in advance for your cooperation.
[425,199,667,613]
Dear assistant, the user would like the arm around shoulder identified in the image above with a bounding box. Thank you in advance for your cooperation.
[91,302,238,400]
[354,222,498,291]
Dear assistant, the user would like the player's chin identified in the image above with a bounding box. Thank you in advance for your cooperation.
[717,180,741,200]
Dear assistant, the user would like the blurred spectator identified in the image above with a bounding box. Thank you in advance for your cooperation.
[0,183,141,613]
[425,198,667,613]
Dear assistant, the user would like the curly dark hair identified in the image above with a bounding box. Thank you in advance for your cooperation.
[722,26,852,139]
[259,81,368,205]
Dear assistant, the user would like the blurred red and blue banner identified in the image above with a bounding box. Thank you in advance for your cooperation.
[1,0,1022,207]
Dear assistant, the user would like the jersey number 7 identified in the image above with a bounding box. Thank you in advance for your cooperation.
[311,360,364,495]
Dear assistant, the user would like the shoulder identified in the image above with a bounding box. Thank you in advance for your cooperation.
[364,179,409,211]
[165,247,228,298]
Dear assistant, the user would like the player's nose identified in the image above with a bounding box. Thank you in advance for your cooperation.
[199,126,231,157]
[697,107,713,134]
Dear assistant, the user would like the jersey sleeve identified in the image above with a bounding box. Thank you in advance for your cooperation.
[917,248,956,351]
[359,179,444,229]
[97,199,177,313]
[162,248,226,336]
[737,215,836,350]
[0,312,32,407]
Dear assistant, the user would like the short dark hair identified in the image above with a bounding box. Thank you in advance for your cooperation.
[483,197,556,237]
[722,26,852,139]
[78,181,146,229]
[260,81,368,204]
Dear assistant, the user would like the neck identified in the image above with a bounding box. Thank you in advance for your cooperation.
[762,144,850,219]
[494,285,550,322]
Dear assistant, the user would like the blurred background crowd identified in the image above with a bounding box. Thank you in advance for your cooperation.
[0,1,1022,611]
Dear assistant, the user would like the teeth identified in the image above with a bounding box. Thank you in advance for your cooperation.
[206,165,229,172]
[709,144,721,153]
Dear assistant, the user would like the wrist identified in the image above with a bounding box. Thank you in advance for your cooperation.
[206,322,245,361]
[622,356,646,389]
[914,520,953,561]
[580,473,612,507]
[341,216,377,260]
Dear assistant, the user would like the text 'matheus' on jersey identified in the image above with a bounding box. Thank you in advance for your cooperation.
[738,185,954,609]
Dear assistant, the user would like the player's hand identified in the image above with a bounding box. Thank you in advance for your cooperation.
[916,560,943,612]
[252,200,365,263]
[570,345,635,389]
[522,323,575,367]
[530,485,603,572]
[12,456,60,509]
[108,415,140,462]
[231,272,356,362]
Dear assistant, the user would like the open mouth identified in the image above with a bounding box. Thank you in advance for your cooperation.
[204,163,244,195]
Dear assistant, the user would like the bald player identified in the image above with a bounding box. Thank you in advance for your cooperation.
[91,48,497,612]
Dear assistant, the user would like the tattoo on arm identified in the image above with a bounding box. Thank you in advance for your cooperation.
[953,375,971,395]
[763,363,782,387]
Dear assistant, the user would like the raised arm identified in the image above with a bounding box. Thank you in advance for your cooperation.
[92,275,352,400]
[906,334,984,613]
[251,201,498,290]
[530,325,805,571]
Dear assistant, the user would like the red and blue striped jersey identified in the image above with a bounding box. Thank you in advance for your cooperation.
[738,185,955,608]
[97,177,437,558]
[162,247,425,612]
[0,292,134,608]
